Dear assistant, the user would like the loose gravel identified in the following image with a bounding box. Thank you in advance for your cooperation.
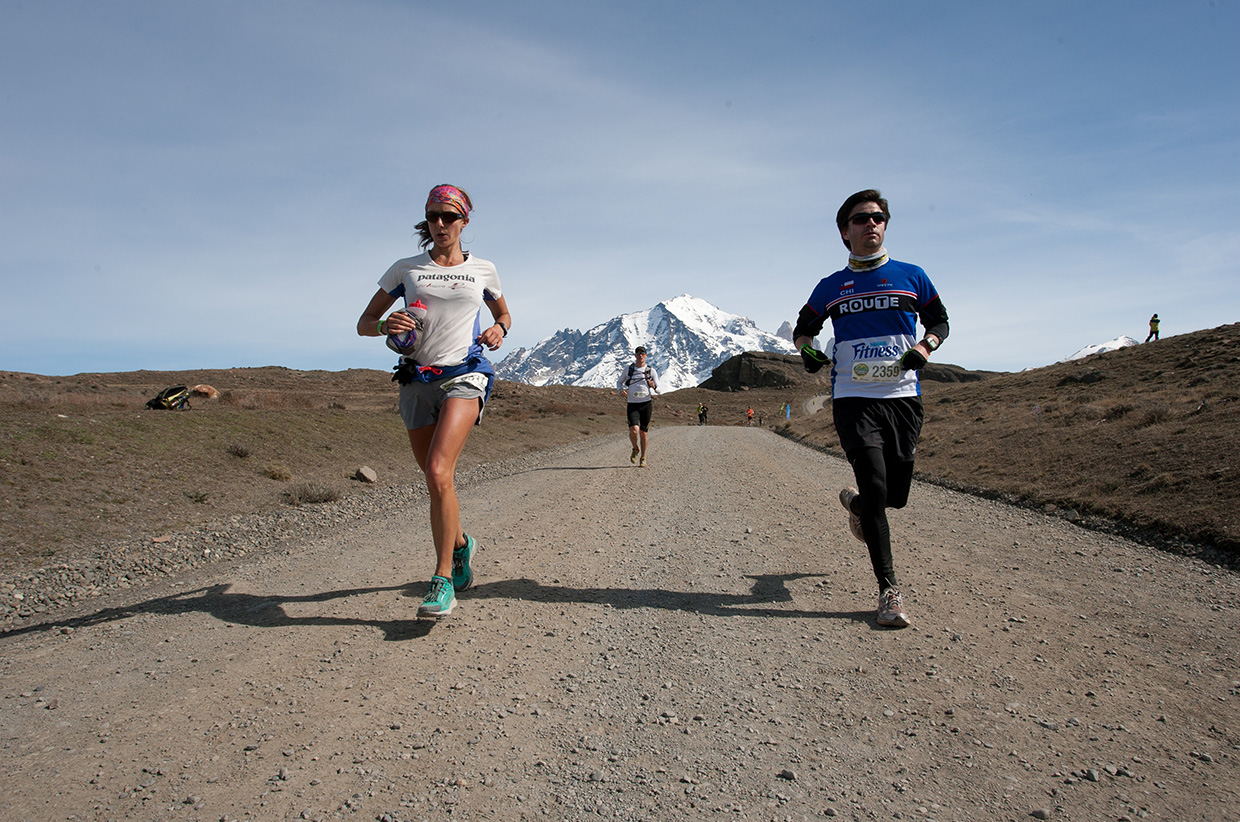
[2,427,1237,821]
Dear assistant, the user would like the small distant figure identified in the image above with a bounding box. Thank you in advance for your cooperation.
[784,402,792,421]
[1145,313,1160,342]
[746,407,755,426]
[697,403,709,425]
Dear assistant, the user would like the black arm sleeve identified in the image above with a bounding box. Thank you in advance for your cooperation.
[919,296,949,344]
[792,304,827,342]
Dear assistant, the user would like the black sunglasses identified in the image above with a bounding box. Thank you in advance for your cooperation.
[849,212,888,226]
[425,211,466,225]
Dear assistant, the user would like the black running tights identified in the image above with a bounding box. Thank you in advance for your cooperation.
[848,446,915,591]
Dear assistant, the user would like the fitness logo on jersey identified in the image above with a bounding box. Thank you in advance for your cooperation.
[851,339,902,360]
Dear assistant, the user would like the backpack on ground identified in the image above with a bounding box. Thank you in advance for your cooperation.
[146,385,191,411]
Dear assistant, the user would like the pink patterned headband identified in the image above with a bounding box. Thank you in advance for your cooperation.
[425,185,470,218]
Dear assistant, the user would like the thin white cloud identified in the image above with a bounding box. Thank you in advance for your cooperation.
[1,1,1237,375]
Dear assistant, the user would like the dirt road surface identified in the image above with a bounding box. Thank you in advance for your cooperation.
[2,427,1237,821]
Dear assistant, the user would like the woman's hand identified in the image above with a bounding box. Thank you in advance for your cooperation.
[479,297,511,351]
[476,324,505,351]
[383,310,416,336]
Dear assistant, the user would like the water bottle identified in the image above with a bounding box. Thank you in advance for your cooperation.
[385,299,428,356]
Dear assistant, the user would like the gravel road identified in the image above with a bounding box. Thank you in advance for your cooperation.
[2,426,1238,821]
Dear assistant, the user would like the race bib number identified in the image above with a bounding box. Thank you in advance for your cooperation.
[851,359,902,383]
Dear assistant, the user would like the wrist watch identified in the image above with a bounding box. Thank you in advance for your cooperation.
[923,336,939,352]
[497,321,509,337]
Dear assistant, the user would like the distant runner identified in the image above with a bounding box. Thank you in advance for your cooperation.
[792,189,950,629]
[618,346,658,467]
[1145,313,1160,342]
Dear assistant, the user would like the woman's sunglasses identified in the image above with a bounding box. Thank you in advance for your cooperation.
[425,211,466,225]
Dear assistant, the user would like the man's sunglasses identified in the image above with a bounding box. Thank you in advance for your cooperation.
[425,211,466,225]
[849,212,888,226]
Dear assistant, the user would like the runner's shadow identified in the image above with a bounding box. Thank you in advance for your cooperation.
[2,573,872,643]
[509,465,627,474]
[1,582,435,642]
[468,573,873,623]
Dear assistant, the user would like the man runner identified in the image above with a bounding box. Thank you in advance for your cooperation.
[618,345,658,467]
[792,189,950,628]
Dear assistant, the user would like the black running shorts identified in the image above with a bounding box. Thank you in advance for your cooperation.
[626,400,653,432]
[832,396,923,461]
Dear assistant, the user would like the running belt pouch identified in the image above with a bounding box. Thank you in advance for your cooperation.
[391,357,494,387]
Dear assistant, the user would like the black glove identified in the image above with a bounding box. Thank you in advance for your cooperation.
[900,347,927,371]
[391,360,418,385]
[799,345,830,374]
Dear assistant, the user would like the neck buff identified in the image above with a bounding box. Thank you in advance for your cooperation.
[425,185,470,219]
[847,248,889,272]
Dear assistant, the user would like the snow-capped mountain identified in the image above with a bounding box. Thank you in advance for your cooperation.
[496,295,797,391]
[1064,336,1140,361]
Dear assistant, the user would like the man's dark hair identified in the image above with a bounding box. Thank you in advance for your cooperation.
[836,189,890,250]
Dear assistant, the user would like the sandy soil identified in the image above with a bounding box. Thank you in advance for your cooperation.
[2,426,1236,821]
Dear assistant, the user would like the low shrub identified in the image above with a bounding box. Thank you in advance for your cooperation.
[263,464,293,481]
[283,483,341,506]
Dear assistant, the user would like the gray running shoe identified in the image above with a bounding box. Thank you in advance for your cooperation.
[839,486,865,543]
[877,588,909,628]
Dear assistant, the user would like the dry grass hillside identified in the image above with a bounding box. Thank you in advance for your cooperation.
[2,323,1237,577]
[781,322,1240,555]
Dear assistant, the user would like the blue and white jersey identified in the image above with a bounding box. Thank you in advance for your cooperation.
[801,259,940,400]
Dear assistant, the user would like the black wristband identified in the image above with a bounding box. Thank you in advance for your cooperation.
[497,321,509,337]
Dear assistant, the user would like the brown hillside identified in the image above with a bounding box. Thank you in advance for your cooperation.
[779,323,1240,553]
[1,324,1236,579]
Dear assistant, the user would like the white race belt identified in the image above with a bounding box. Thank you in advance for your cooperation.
[439,372,490,393]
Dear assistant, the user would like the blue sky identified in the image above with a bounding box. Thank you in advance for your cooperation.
[2,0,1237,376]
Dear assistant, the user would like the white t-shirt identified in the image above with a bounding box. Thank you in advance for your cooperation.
[378,252,503,367]
[618,363,658,402]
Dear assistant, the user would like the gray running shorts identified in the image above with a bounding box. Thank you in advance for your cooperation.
[398,372,488,430]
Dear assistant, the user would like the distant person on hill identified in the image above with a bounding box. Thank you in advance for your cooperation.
[697,402,708,425]
[1145,314,1160,342]
[356,184,512,620]
[792,189,950,629]
[746,407,754,425]
[618,346,658,467]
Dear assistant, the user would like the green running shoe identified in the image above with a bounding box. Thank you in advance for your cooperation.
[418,575,456,619]
[452,533,477,591]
